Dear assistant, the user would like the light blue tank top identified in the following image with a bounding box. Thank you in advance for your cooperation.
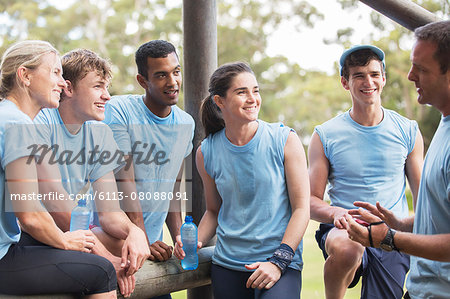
[315,108,417,218]
[201,120,303,271]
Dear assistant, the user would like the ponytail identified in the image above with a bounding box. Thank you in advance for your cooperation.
[201,61,254,137]
[201,94,225,136]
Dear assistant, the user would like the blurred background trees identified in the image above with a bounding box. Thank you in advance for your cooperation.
[0,0,447,148]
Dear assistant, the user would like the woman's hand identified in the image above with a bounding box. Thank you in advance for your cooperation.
[173,235,203,260]
[62,230,95,252]
[245,261,281,290]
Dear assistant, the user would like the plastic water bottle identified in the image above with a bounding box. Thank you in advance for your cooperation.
[70,199,90,231]
[181,215,198,270]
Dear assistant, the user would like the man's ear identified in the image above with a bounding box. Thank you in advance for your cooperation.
[136,74,148,90]
[341,76,350,90]
[63,80,74,97]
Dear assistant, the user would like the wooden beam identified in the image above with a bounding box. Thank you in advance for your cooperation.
[359,0,440,31]
[183,0,218,223]
[0,246,214,299]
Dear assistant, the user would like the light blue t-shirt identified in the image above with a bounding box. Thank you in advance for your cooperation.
[104,94,194,244]
[34,108,123,213]
[0,100,39,260]
[407,115,450,299]
[315,108,418,218]
[201,120,303,271]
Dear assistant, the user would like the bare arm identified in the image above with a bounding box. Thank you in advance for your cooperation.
[196,146,221,246]
[147,165,184,262]
[166,164,183,244]
[281,132,310,250]
[35,155,75,231]
[308,132,348,227]
[7,157,94,252]
[94,171,150,275]
[173,146,220,260]
[401,130,424,230]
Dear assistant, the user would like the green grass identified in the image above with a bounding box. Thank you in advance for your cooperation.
[166,220,361,299]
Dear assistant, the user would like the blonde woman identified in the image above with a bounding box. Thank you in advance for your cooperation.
[0,40,117,298]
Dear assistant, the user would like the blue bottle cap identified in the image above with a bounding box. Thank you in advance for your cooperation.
[185,215,193,222]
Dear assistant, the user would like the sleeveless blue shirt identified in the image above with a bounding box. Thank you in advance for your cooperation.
[201,120,303,271]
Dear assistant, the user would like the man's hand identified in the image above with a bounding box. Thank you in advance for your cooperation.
[245,262,281,290]
[351,201,401,229]
[110,255,135,298]
[149,240,173,262]
[332,207,350,229]
[121,226,151,276]
[117,268,136,298]
[342,210,389,248]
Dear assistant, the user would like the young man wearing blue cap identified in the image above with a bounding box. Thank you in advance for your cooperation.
[308,45,424,299]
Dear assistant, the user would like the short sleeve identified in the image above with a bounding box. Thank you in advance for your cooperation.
[33,110,53,149]
[184,121,195,158]
[104,101,132,154]
[2,121,39,168]
[408,120,419,155]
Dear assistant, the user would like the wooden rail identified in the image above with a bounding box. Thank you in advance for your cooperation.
[0,246,214,299]
[359,0,440,31]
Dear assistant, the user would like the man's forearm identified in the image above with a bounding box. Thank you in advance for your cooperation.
[166,211,182,243]
[395,232,450,262]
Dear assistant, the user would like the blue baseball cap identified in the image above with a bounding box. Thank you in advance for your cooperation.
[339,45,385,76]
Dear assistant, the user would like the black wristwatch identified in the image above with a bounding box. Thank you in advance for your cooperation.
[380,228,398,252]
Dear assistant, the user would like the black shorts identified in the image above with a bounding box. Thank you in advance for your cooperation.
[0,232,117,296]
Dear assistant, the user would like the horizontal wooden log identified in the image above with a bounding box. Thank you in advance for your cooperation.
[124,246,213,298]
[0,246,214,299]
[359,0,440,31]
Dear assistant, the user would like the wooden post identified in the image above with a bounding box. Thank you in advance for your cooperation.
[183,0,217,298]
[358,0,440,31]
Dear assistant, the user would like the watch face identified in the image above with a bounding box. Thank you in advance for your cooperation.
[380,243,393,252]
[380,228,396,252]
